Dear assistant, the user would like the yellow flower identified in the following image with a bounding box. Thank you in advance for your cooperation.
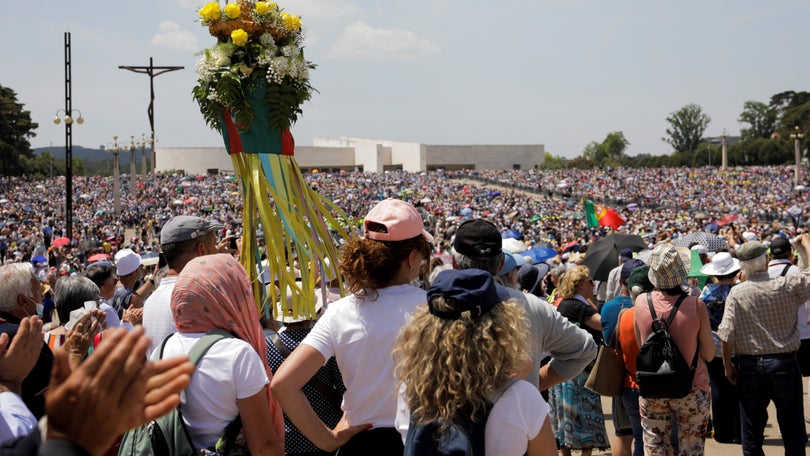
[224,2,241,19]
[198,1,221,22]
[280,12,302,31]
[255,1,271,15]
[231,29,249,46]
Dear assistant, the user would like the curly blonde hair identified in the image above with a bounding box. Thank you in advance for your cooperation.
[393,297,529,426]
[557,264,591,300]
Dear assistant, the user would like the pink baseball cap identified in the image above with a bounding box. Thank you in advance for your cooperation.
[364,199,434,244]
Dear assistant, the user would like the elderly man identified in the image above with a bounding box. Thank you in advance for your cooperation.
[142,216,224,356]
[0,263,51,419]
[718,236,810,456]
[450,219,596,390]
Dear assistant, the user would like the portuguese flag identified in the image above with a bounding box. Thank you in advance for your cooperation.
[583,199,625,230]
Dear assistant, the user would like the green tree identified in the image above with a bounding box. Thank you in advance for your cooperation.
[662,103,711,153]
[538,151,566,169]
[738,101,776,140]
[580,131,630,167]
[0,84,38,175]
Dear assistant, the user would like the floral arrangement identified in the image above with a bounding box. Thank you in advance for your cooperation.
[192,0,315,133]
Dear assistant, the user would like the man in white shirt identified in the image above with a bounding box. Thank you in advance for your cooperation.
[142,216,224,356]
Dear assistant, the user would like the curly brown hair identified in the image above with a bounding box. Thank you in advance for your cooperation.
[339,224,432,300]
[394,298,528,427]
[557,264,591,300]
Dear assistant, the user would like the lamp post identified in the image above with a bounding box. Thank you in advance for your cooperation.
[136,133,153,177]
[128,134,137,181]
[104,135,121,216]
[55,32,85,239]
[791,126,805,187]
[720,128,729,171]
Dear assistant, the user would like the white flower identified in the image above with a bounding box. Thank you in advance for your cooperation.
[213,49,231,67]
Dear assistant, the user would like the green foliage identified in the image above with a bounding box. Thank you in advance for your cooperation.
[0,84,38,175]
[538,152,566,169]
[264,75,315,132]
[580,131,629,167]
[738,101,776,140]
[663,103,711,153]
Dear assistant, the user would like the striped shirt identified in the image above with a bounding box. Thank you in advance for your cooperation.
[718,269,810,355]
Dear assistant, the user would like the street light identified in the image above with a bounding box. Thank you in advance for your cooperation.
[127,134,137,182]
[53,109,84,126]
[135,133,153,178]
[791,126,805,187]
[104,135,122,216]
[720,128,729,171]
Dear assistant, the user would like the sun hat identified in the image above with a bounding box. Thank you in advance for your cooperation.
[647,243,688,289]
[517,263,550,294]
[114,248,141,277]
[363,198,434,243]
[699,252,741,276]
[452,219,502,258]
[736,241,768,261]
[160,215,224,245]
[275,284,323,324]
[498,252,525,276]
[427,269,509,320]
[742,231,758,242]
[690,244,708,255]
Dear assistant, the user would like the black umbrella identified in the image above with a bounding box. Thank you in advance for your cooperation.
[581,233,647,281]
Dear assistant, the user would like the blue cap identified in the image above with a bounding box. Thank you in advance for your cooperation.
[498,253,524,276]
[427,269,509,320]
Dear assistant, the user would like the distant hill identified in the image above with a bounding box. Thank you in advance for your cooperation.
[33,145,109,162]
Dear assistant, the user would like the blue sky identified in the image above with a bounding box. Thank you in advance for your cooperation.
[2,0,808,158]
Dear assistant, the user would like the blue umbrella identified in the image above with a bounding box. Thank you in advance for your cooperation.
[31,255,47,265]
[460,207,472,217]
[705,223,720,231]
[522,247,558,264]
[501,229,522,240]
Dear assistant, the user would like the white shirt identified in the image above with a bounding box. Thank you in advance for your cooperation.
[302,284,425,428]
[0,391,36,445]
[143,275,178,357]
[161,332,268,450]
[395,380,548,456]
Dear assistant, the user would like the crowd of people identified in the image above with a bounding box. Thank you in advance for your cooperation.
[1,164,810,455]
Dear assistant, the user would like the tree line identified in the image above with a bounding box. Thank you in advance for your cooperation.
[542,91,810,169]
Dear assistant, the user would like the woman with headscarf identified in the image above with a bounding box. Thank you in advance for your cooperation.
[272,199,434,454]
[160,254,283,455]
[548,264,609,456]
[393,268,557,455]
[634,243,714,455]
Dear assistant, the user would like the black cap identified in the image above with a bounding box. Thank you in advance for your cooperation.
[453,219,502,258]
[770,237,791,256]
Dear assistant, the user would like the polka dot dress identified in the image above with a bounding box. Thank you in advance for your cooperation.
[266,328,346,455]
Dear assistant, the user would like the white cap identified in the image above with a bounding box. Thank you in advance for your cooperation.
[114,248,141,276]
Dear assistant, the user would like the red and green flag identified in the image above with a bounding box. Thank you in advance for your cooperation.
[583,199,625,230]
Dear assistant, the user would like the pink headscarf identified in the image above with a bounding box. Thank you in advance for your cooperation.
[171,254,284,448]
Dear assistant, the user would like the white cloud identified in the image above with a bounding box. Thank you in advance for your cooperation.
[329,22,440,60]
[280,0,361,19]
[150,22,199,52]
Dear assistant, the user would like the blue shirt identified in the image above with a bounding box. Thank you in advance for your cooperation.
[600,295,634,342]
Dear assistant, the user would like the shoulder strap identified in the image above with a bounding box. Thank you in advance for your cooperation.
[646,292,657,320]
[270,333,292,358]
[156,328,233,364]
[665,294,688,327]
[611,308,627,348]
[781,263,792,277]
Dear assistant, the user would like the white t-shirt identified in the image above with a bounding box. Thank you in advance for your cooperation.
[394,380,548,456]
[143,275,177,357]
[302,284,425,428]
[161,332,268,450]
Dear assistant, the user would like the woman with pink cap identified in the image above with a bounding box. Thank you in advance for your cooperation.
[272,198,434,455]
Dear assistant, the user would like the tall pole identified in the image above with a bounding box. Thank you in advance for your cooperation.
[64,32,73,240]
[129,135,136,181]
[792,126,805,187]
[118,58,183,173]
[720,128,729,171]
[106,136,121,217]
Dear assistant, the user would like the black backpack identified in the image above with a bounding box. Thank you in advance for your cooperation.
[635,293,697,399]
[404,379,516,456]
